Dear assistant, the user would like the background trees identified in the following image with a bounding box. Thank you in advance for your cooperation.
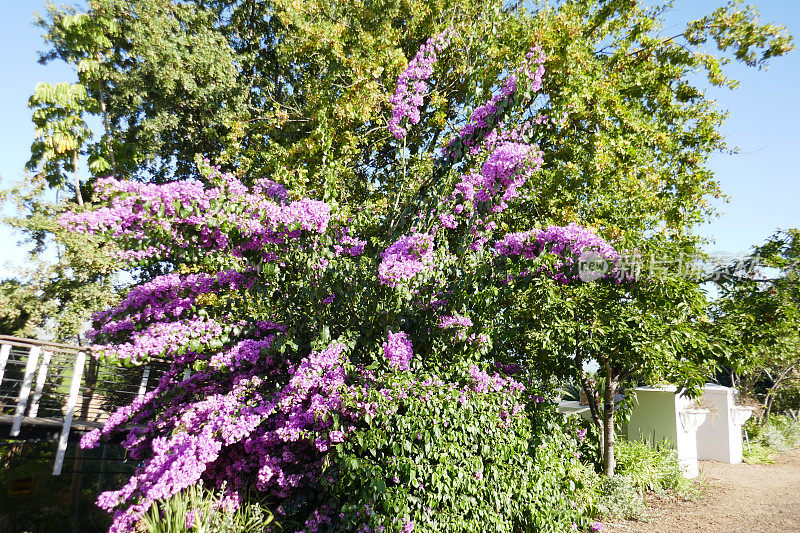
[712,229,800,423]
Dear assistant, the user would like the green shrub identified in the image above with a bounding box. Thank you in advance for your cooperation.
[321,368,597,532]
[771,415,800,447]
[595,475,645,520]
[589,440,699,521]
[743,443,775,464]
[613,440,695,497]
[758,423,789,451]
[744,415,800,463]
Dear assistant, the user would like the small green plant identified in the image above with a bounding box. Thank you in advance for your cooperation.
[596,475,645,520]
[613,440,696,497]
[591,439,699,521]
[743,414,800,463]
[771,415,800,447]
[743,442,775,464]
[139,484,273,533]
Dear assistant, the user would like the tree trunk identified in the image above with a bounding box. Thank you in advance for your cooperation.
[762,362,797,424]
[72,150,83,206]
[580,373,603,457]
[602,376,618,476]
[575,343,604,461]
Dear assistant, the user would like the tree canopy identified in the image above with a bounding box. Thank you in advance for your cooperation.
[3,0,794,498]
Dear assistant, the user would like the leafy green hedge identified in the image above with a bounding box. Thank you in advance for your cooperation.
[320,368,596,532]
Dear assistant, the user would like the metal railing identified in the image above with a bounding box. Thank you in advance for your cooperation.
[0,335,166,475]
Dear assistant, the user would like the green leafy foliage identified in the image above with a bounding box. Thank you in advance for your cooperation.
[593,439,696,521]
[613,440,694,496]
[26,81,94,202]
[711,229,800,423]
[2,174,121,342]
[505,255,718,474]
[321,368,597,532]
[595,475,645,521]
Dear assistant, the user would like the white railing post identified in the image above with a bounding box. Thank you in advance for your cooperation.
[0,343,11,385]
[53,350,86,476]
[28,349,53,418]
[11,346,42,436]
[137,366,151,399]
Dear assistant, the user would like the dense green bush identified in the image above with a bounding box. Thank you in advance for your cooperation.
[317,367,597,532]
[594,475,644,520]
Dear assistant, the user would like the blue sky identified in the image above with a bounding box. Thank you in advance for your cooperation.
[1,0,799,278]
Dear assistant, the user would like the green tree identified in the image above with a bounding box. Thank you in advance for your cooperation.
[2,174,120,343]
[36,0,242,184]
[35,9,121,176]
[26,82,94,204]
[490,237,719,475]
[31,0,792,228]
[712,229,800,423]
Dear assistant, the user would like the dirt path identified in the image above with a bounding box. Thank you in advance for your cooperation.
[607,448,800,532]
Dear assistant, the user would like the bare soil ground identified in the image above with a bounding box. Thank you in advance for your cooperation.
[607,448,800,533]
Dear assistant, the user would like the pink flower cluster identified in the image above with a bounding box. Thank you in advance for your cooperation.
[378,232,435,287]
[334,227,367,257]
[494,223,625,283]
[84,337,363,533]
[59,171,331,264]
[382,331,413,370]
[94,375,273,533]
[452,141,544,214]
[93,317,225,364]
[389,28,456,139]
[438,315,473,329]
[88,270,253,341]
[468,364,525,394]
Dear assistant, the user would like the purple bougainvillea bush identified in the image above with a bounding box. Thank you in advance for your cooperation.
[63,33,623,533]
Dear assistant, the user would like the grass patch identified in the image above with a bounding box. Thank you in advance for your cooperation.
[595,439,700,521]
[743,414,800,464]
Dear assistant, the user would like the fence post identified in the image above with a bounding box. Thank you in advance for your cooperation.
[53,350,86,476]
[11,345,42,436]
[137,366,151,399]
[0,343,11,385]
[29,349,53,418]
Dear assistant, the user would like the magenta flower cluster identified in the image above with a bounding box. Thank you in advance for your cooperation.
[382,331,413,370]
[451,141,544,215]
[378,232,435,287]
[389,28,456,139]
[438,315,473,329]
[333,227,367,257]
[494,222,625,283]
[87,270,254,342]
[82,337,365,533]
[59,170,331,264]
